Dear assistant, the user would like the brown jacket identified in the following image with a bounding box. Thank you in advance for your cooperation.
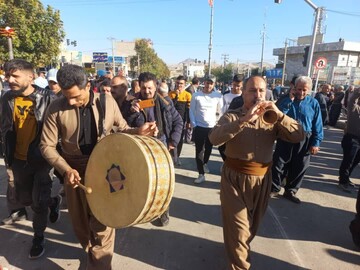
[209,107,305,164]
[40,93,134,176]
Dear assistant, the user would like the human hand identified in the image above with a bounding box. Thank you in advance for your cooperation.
[138,121,158,136]
[309,146,320,155]
[168,141,175,150]
[131,99,141,113]
[64,169,81,189]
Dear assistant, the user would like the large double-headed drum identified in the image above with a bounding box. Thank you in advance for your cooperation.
[85,133,175,228]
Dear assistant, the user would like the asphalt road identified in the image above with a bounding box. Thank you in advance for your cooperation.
[0,126,359,270]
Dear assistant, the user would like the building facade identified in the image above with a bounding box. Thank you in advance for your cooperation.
[274,40,360,85]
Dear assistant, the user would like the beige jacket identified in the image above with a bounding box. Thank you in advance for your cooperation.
[40,93,134,176]
[209,107,305,164]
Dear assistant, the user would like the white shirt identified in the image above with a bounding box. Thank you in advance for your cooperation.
[190,90,223,128]
[222,92,241,114]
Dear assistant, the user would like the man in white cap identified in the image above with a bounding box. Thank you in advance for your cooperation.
[47,68,61,96]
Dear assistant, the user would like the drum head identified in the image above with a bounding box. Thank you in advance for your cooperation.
[85,133,152,228]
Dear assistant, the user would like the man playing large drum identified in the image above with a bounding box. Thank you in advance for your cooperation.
[40,64,158,270]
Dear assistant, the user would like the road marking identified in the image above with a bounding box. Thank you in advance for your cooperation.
[268,205,306,268]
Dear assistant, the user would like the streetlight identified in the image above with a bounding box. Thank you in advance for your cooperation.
[275,0,323,77]
[0,26,16,60]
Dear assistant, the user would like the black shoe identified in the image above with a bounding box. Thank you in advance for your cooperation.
[49,195,62,223]
[283,191,301,204]
[338,183,352,193]
[29,236,45,259]
[1,208,27,225]
[159,210,170,227]
[348,180,357,188]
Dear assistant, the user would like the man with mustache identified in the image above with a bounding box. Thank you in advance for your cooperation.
[209,76,305,269]
[0,59,61,259]
[40,65,158,269]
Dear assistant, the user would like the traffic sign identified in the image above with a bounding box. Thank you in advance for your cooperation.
[315,57,327,69]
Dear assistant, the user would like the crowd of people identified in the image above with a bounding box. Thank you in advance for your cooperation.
[0,59,359,270]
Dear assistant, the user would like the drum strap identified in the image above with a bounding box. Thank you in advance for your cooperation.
[97,93,106,136]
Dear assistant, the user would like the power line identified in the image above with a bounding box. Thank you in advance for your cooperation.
[326,8,360,17]
[43,0,175,7]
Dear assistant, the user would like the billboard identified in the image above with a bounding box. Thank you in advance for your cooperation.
[108,56,125,64]
[93,52,108,62]
[266,68,283,79]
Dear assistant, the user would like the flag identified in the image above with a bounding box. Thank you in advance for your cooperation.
[208,0,213,7]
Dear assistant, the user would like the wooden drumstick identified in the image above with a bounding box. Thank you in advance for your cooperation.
[77,182,93,194]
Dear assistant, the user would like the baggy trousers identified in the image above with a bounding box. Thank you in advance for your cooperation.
[220,165,272,270]
[12,158,52,237]
[64,155,115,270]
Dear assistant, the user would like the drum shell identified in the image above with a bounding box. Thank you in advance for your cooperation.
[85,133,175,228]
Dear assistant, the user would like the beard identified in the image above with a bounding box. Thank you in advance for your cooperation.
[9,84,28,97]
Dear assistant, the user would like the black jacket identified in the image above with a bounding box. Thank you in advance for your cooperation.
[126,93,183,147]
[0,86,55,166]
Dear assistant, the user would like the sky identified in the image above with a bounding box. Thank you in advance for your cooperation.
[41,0,360,65]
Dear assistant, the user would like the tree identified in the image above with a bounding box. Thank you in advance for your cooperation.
[210,64,236,83]
[0,0,65,67]
[130,39,170,79]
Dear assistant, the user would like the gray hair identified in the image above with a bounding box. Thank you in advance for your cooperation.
[295,76,312,90]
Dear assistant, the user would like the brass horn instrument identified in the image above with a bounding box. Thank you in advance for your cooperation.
[261,109,279,125]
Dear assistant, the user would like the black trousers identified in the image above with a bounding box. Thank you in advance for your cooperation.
[328,103,342,126]
[339,133,360,185]
[194,126,213,175]
[271,135,311,193]
[12,159,53,237]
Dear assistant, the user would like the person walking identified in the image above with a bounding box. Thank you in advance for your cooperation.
[209,75,304,269]
[40,65,158,269]
[338,87,360,191]
[271,76,323,204]
[0,59,61,259]
[190,75,223,183]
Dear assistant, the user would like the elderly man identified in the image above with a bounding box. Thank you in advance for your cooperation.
[110,75,134,122]
[209,75,305,270]
[40,65,157,270]
[271,76,323,203]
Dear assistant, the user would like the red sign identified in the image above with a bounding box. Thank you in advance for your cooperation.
[315,57,327,69]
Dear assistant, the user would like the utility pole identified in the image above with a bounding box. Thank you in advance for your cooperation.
[281,39,288,86]
[137,54,140,77]
[275,0,322,78]
[208,1,214,76]
[260,23,266,72]
[306,3,322,77]
[221,53,229,72]
[108,37,116,75]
